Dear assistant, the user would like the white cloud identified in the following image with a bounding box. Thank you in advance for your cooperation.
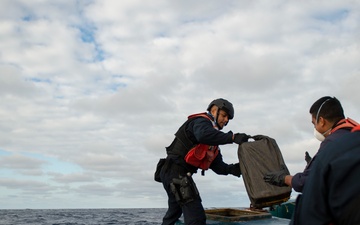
[0,0,359,210]
[0,153,46,175]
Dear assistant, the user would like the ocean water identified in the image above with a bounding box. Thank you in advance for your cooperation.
[0,208,167,225]
[0,208,290,225]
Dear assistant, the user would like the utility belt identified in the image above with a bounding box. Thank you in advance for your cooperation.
[154,157,200,205]
[154,156,193,183]
[167,155,197,174]
[170,172,200,206]
[166,157,200,205]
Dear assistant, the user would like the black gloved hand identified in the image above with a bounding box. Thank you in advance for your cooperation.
[263,165,289,187]
[233,133,250,145]
[228,163,241,177]
[305,151,312,164]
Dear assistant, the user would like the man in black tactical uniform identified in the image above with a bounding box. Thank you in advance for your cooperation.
[158,98,249,225]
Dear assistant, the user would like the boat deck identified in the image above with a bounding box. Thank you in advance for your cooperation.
[175,207,290,225]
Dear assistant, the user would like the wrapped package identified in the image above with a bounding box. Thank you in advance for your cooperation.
[238,135,292,209]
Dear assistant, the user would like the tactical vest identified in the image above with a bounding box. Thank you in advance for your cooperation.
[166,113,219,172]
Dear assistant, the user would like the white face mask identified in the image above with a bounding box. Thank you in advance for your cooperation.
[313,128,331,142]
[313,98,333,142]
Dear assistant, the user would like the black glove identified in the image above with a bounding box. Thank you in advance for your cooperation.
[228,163,241,177]
[305,151,312,164]
[233,133,250,145]
[263,165,289,187]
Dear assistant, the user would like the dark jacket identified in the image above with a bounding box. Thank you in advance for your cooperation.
[291,128,351,192]
[166,112,234,174]
[291,128,360,225]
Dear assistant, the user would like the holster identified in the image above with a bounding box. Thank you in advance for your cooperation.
[170,174,200,206]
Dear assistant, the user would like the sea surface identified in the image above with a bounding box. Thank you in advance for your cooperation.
[0,208,167,225]
[0,208,290,225]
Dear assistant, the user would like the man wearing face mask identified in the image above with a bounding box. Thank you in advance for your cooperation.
[263,96,358,192]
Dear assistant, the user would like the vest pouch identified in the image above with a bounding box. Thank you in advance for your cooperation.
[154,158,166,183]
[184,144,218,170]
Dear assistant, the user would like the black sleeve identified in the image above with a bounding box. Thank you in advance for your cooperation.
[209,151,231,175]
[187,117,233,146]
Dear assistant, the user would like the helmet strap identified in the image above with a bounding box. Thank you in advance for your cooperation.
[215,109,221,129]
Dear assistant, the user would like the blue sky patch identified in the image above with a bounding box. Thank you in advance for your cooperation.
[0,149,11,156]
[28,77,51,83]
[76,25,105,62]
[313,9,349,23]
[79,26,95,43]
[23,152,83,174]
[22,15,34,21]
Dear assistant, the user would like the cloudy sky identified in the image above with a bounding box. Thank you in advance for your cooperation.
[0,0,359,209]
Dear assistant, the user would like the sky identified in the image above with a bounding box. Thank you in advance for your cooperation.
[0,0,359,209]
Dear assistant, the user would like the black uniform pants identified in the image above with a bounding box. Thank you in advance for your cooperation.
[160,159,206,225]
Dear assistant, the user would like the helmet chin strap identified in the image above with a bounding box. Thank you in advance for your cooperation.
[215,109,229,128]
[215,109,222,130]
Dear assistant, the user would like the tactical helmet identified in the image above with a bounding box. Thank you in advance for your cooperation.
[207,98,234,119]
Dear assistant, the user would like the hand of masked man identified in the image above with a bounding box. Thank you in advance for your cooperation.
[305,151,312,165]
[228,163,241,177]
[233,133,250,145]
[263,165,289,187]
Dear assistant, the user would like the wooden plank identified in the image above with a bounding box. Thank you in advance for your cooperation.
[205,208,272,222]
